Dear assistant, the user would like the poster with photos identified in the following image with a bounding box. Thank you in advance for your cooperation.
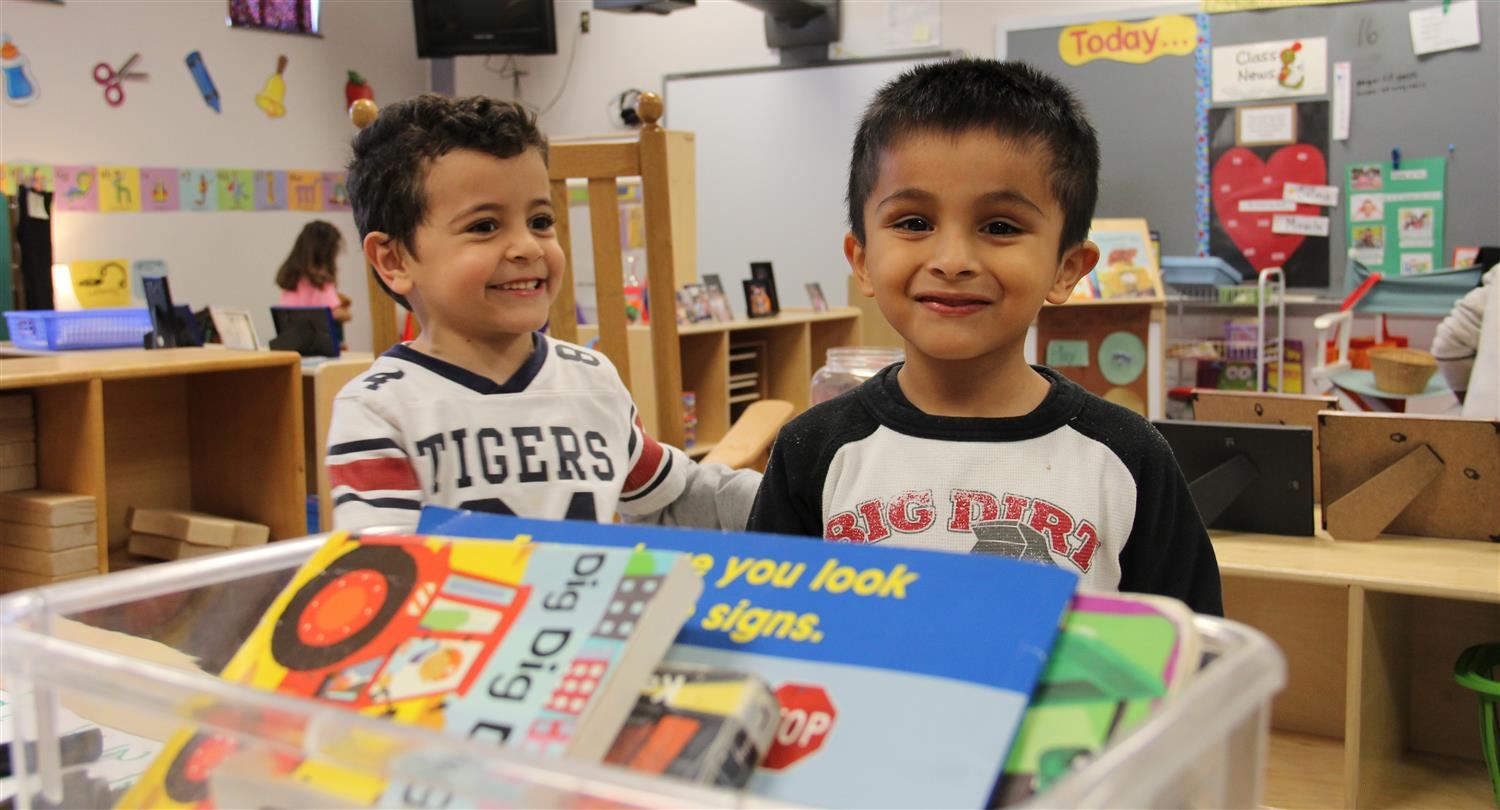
[1343,156,1446,275]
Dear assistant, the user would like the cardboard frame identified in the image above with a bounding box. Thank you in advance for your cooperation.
[1190,390,1338,500]
[1320,413,1500,542]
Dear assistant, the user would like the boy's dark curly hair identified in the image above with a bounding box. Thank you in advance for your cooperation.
[347,94,549,309]
[847,59,1100,258]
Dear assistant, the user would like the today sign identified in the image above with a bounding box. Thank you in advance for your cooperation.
[1057,15,1199,66]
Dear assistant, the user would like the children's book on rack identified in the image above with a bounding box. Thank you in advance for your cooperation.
[1068,218,1166,303]
[995,592,1202,806]
[418,508,1079,809]
[116,532,703,809]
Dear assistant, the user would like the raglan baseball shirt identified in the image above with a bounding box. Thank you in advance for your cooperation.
[327,333,756,532]
[747,364,1223,615]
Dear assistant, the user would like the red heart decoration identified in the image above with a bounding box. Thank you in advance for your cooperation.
[1211,145,1327,272]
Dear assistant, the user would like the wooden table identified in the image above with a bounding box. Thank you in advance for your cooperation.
[0,348,306,573]
[1212,522,1500,809]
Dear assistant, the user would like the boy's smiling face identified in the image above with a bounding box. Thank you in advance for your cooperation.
[847,128,1097,367]
[374,147,564,346]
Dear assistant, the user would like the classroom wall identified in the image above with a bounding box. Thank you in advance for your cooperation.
[453,0,1189,306]
[1,0,428,351]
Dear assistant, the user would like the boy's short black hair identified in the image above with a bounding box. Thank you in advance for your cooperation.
[347,94,549,308]
[846,59,1100,257]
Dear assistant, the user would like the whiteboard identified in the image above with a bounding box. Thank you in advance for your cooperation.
[664,54,952,315]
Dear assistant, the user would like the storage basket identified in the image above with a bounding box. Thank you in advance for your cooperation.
[1369,347,1438,394]
[4,308,152,351]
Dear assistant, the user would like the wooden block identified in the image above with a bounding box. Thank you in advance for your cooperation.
[0,441,36,468]
[0,520,96,552]
[0,465,37,492]
[108,548,156,571]
[128,508,270,548]
[0,568,91,593]
[127,533,222,561]
[0,490,97,526]
[0,417,36,443]
[0,393,33,420]
[0,544,97,576]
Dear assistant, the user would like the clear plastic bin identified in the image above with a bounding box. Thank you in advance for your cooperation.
[0,539,1284,809]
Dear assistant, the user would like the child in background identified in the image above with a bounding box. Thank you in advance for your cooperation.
[747,60,1222,615]
[329,94,757,532]
[275,220,353,324]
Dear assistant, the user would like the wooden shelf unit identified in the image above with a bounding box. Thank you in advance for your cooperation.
[0,348,307,574]
[579,308,860,450]
[1213,522,1500,809]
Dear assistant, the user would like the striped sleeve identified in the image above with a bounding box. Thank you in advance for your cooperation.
[615,407,688,517]
[327,397,422,531]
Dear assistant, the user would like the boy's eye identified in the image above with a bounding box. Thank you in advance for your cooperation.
[892,216,931,232]
[467,219,498,234]
[530,214,555,231]
[982,221,1021,236]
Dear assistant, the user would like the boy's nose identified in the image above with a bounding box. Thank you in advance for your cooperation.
[927,235,979,279]
[505,231,544,263]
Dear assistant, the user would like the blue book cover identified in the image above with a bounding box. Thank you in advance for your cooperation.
[419,509,1078,809]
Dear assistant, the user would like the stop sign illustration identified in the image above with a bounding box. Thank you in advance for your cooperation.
[761,683,836,770]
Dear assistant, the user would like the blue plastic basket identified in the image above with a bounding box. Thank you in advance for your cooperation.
[4,308,153,351]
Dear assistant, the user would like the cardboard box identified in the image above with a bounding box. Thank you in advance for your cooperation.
[0,520,96,552]
[0,418,35,444]
[0,465,37,493]
[0,544,97,576]
[0,441,36,468]
[0,568,90,593]
[0,394,33,420]
[127,533,223,562]
[128,508,269,548]
[0,490,97,527]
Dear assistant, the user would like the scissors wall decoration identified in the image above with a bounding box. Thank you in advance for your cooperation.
[94,53,146,107]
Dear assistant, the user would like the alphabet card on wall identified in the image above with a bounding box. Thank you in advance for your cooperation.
[287,170,322,211]
[54,166,98,212]
[97,166,141,213]
[1209,101,1331,287]
[179,168,217,211]
[216,169,254,211]
[254,169,288,210]
[321,171,351,211]
[140,167,179,212]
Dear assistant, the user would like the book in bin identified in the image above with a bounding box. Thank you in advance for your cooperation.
[115,532,701,809]
[419,509,1079,809]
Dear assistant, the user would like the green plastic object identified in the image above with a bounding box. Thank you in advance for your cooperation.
[1454,643,1500,809]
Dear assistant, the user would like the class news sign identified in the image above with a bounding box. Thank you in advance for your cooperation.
[1057,15,1199,66]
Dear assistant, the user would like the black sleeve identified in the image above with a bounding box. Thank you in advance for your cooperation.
[746,423,825,538]
[1117,427,1224,616]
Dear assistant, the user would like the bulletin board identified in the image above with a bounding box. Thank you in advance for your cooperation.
[1002,0,1499,292]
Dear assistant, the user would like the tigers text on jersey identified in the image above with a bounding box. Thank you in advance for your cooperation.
[327,334,686,531]
[748,364,1222,615]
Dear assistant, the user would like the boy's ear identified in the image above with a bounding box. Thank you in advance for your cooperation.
[364,232,415,298]
[845,231,875,298]
[1045,239,1101,305]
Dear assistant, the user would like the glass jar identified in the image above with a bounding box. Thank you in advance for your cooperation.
[811,346,904,405]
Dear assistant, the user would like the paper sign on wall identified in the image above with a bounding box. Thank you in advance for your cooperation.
[1271,214,1329,237]
[1283,182,1338,207]
[254,170,288,210]
[1240,198,1299,212]
[217,169,254,211]
[1409,0,1481,56]
[1344,156,1446,275]
[97,166,141,213]
[287,170,322,211]
[69,259,131,308]
[179,169,217,211]
[1212,37,1327,102]
[321,171,351,211]
[1057,15,1198,66]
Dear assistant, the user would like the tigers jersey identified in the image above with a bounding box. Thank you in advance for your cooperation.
[327,334,687,531]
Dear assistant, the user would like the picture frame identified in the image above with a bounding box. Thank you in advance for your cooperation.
[210,307,261,350]
[805,282,829,313]
[707,288,735,322]
[701,273,726,295]
[749,261,780,314]
[676,284,713,324]
[270,306,341,357]
[744,279,776,318]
